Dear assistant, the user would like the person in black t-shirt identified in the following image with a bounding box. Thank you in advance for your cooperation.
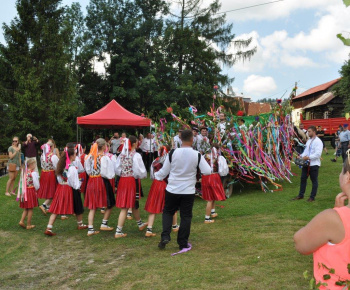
[316,126,328,155]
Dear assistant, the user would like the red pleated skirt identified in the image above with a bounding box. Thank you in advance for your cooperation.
[116,177,136,209]
[84,176,107,209]
[110,178,115,194]
[37,170,57,199]
[79,172,87,194]
[20,187,38,209]
[144,180,167,214]
[201,173,226,201]
[49,184,74,215]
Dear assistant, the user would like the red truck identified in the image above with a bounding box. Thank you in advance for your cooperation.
[302,117,347,136]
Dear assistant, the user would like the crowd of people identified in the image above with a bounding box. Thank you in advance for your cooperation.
[5,120,350,283]
[4,128,229,252]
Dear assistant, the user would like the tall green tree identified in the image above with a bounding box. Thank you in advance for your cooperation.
[335,57,350,112]
[83,0,169,116]
[0,0,79,145]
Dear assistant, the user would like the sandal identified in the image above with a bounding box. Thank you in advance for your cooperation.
[11,192,16,196]
[19,222,26,229]
[5,192,11,197]
[26,225,36,230]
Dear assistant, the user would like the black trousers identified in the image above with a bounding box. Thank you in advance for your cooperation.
[142,151,153,172]
[298,165,319,199]
[341,142,349,162]
[161,191,195,249]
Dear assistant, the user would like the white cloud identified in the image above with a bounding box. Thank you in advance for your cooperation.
[243,75,277,96]
[231,30,318,72]
[230,2,350,72]
[280,53,319,68]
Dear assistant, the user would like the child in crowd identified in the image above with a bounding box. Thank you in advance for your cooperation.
[18,159,40,230]
[294,154,350,288]
[44,144,88,236]
[115,136,147,238]
[144,145,178,237]
[38,142,59,215]
[84,138,115,236]
[201,144,228,223]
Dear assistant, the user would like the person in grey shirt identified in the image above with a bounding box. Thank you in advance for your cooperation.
[339,124,350,162]
[109,132,120,155]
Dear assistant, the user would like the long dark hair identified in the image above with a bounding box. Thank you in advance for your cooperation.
[56,144,75,176]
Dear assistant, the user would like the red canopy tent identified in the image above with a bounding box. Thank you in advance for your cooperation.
[76,100,151,129]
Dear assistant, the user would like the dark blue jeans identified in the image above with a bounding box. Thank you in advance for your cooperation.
[298,165,319,199]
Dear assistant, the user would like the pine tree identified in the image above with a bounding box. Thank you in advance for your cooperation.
[0,0,78,145]
[162,0,256,110]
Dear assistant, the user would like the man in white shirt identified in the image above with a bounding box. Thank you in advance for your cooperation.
[140,132,154,171]
[155,130,211,250]
[109,132,120,155]
[173,130,182,149]
[192,127,199,149]
[217,112,229,137]
[293,126,323,202]
[197,126,210,153]
[238,119,247,131]
[152,133,159,159]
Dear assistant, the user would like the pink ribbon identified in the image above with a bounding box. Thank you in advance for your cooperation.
[160,118,167,132]
[171,243,192,256]
[64,147,71,169]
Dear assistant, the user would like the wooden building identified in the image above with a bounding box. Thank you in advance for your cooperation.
[292,78,342,120]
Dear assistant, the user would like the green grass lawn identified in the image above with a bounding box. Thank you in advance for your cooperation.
[0,149,342,289]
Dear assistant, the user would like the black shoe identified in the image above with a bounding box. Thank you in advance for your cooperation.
[292,196,303,200]
[307,198,315,202]
[331,159,336,162]
[158,240,169,249]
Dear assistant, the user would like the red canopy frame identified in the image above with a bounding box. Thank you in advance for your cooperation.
[76,100,151,129]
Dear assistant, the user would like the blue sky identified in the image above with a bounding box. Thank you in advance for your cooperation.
[1,0,350,101]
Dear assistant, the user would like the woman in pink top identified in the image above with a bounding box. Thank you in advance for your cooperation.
[294,158,350,289]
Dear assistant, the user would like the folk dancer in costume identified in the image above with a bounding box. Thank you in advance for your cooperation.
[60,143,86,220]
[84,138,116,236]
[44,145,88,236]
[156,130,211,250]
[76,143,88,195]
[48,138,60,157]
[144,145,179,237]
[114,136,148,238]
[100,143,118,214]
[18,158,40,230]
[197,126,210,154]
[201,145,229,223]
[38,142,59,215]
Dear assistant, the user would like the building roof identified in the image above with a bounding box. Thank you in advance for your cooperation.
[303,92,336,109]
[293,78,340,100]
[244,102,271,116]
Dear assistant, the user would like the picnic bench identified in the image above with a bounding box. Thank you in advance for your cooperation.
[0,153,9,176]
